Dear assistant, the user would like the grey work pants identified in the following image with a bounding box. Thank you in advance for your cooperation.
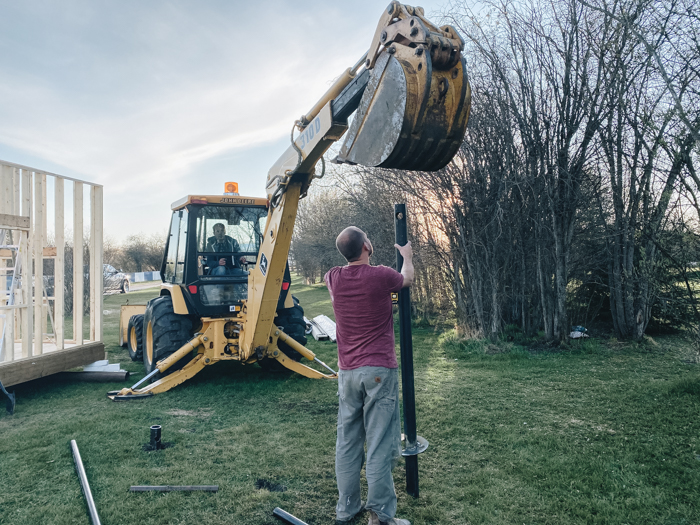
[336,366,401,522]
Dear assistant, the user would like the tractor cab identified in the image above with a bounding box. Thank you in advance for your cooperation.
[161,187,270,318]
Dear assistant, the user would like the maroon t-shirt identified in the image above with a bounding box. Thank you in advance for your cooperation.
[324,264,404,370]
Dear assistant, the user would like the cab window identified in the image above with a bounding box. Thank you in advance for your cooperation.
[163,211,180,283]
[195,206,267,275]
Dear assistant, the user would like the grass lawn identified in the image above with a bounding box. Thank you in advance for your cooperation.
[1,279,699,524]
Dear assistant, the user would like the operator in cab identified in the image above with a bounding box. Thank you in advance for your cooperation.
[206,222,244,275]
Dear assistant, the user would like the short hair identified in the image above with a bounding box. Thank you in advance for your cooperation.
[213,223,225,231]
[336,227,366,262]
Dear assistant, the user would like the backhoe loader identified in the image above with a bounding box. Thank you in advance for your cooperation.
[109,1,471,400]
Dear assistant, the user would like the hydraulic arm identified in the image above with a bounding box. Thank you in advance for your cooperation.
[241,1,471,363]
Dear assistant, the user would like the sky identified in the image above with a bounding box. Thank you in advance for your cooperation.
[0,0,454,243]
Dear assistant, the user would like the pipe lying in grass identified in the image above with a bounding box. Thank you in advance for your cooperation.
[273,507,309,525]
[130,485,218,492]
[70,440,101,525]
[58,371,130,382]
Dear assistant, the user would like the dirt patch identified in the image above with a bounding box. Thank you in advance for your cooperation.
[255,479,286,492]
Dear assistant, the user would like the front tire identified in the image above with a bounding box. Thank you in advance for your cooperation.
[121,280,130,293]
[143,296,193,376]
[127,314,144,361]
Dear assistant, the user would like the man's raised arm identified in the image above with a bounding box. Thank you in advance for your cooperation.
[395,241,414,288]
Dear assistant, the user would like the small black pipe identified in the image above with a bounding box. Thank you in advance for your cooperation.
[150,425,162,449]
[395,203,419,498]
[273,507,309,525]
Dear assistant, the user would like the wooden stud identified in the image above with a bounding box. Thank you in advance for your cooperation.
[55,178,65,350]
[89,189,95,341]
[1,166,9,362]
[12,168,21,356]
[0,214,30,230]
[90,186,103,342]
[21,170,33,358]
[34,173,45,354]
[1,166,14,362]
[73,182,83,346]
[1,165,12,215]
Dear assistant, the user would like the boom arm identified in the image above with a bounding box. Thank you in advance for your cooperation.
[238,1,471,364]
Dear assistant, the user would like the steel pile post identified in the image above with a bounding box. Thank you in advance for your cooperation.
[394,203,419,497]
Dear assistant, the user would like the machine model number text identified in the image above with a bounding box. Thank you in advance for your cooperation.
[298,118,322,151]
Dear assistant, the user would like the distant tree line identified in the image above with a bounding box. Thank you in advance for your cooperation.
[291,0,700,342]
[103,233,165,273]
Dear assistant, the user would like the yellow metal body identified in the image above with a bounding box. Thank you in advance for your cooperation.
[160,283,189,315]
[119,304,147,346]
[109,318,335,399]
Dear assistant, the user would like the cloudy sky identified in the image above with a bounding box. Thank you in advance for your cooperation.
[0,0,452,242]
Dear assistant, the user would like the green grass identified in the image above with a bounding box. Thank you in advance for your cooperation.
[1,279,699,524]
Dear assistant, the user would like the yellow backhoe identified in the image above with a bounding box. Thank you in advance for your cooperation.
[109,1,471,400]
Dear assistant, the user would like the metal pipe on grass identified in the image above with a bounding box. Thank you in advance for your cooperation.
[58,371,130,382]
[70,440,101,525]
[273,507,309,525]
[130,485,218,492]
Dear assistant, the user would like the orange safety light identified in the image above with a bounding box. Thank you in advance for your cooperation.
[224,182,239,195]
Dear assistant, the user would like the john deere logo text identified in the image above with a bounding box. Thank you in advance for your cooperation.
[219,198,256,204]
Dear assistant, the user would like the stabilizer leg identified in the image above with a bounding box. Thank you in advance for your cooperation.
[108,354,208,401]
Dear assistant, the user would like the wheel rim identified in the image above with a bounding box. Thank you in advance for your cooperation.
[146,321,154,365]
[130,326,137,350]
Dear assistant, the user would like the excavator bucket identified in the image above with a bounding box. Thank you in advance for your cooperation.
[337,3,471,172]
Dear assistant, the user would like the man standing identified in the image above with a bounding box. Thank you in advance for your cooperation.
[325,226,413,525]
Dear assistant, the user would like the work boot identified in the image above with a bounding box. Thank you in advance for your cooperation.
[367,510,411,525]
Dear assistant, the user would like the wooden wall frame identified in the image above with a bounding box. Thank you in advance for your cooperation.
[0,160,105,387]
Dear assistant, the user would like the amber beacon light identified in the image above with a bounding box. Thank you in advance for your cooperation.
[224,182,239,195]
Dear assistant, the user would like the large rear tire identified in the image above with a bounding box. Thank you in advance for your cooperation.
[260,296,307,372]
[127,314,144,361]
[143,296,193,376]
